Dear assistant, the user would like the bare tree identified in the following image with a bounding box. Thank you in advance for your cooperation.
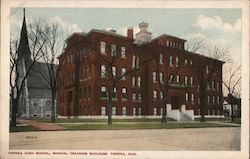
[222,64,241,122]
[190,41,231,122]
[10,19,48,129]
[85,40,152,125]
[35,20,67,123]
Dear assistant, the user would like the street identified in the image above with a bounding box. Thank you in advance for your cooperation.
[10,127,240,151]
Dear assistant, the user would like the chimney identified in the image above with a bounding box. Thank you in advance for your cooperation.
[127,27,133,39]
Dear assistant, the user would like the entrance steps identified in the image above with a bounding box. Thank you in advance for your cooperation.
[167,104,194,121]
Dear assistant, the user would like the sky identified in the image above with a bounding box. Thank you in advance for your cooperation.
[11,8,242,65]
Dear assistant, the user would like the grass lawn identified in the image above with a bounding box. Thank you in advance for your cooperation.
[56,122,238,131]
[28,117,176,123]
[10,125,39,132]
[194,117,241,124]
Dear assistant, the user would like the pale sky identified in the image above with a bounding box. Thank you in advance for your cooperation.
[11,8,242,64]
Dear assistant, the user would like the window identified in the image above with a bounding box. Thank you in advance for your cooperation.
[190,77,193,86]
[100,41,106,54]
[160,108,163,115]
[112,107,116,115]
[159,54,163,64]
[88,86,91,97]
[122,88,127,99]
[198,109,200,115]
[122,107,127,115]
[160,91,163,99]
[138,107,142,115]
[170,41,173,47]
[132,93,136,100]
[112,66,116,76]
[217,96,220,105]
[191,93,194,102]
[83,87,87,98]
[198,97,200,104]
[185,76,188,85]
[121,46,126,58]
[170,56,173,67]
[101,65,106,77]
[153,90,157,99]
[111,44,116,56]
[184,58,188,65]
[208,109,210,115]
[121,68,126,80]
[166,40,169,47]
[217,109,220,115]
[133,107,136,115]
[138,93,142,100]
[137,76,141,87]
[132,76,135,87]
[212,81,215,90]
[190,59,193,65]
[153,72,157,83]
[197,84,200,92]
[216,82,219,91]
[178,44,182,50]
[173,42,176,48]
[176,75,180,83]
[101,86,107,98]
[213,109,215,115]
[153,107,157,115]
[132,55,136,68]
[101,106,106,115]
[206,65,209,74]
[160,72,163,83]
[169,74,174,83]
[112,87,117,98]
[185,93,189,102]
[212,96,215,105]
[176,57,179,67]
[207,96,210,105]
[136,57,140,68]
[207,83,210,90]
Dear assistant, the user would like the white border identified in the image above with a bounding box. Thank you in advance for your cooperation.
[1,0,249,159]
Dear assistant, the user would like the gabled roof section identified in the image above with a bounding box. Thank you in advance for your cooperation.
[151,34,187,42]
[65,32,86,42]
[84,29,131,40]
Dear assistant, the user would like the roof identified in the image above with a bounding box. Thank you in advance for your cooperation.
[151,34,187,42]
[27,62,57,90]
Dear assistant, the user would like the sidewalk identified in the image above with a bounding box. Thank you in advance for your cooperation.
[18,119,65,131]
[206,121,241,127]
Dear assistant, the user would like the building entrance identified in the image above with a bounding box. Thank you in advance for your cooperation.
[171,96,180,111]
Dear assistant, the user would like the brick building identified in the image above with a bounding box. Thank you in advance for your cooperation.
[56,22,224,120]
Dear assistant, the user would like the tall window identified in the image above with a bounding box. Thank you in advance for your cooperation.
[132,76,135,87]
[153,72,157,83]
[170,56,173,67]
[100,41,106,54]
[176,57,179,67]
[176,75,180,83]
[207,96,210,105]
[185,93,189,102]
[112,87,117,98]
[207,83,210,90]
[111,44,116,56]
[206,65,209,74]
[217,96,220,105]
[88,86,91,97]
[212,96,215,105]
[138,107,142,115]
[212,81,215,90]
[160,72,163,83]
[101,86,107,98]
[112,107,116,115]
[112,66,116,76]
[190,59,193,65]
[121,46,126,58]
[136,57,140,68]
[133,107,136,115]
[122,88,127,99]
[137,76,141,87]
[132,93,136,100]
[83,66,87,79]
[101,106,106,115]
[166,40,169,47]
[121,68,126,80]
[190,77,193,86]
[191,93,194,103]
[198,97,200,104]
[122,107,127,115]
[153,90,157,99]
[216,82,219,91]
[154,107,157,115]
[138,93,142,100]
[132,55,136,68]
[169,74,174,83]
[185,76,188,85]
[159,54,163,64]
[184,58,188,65]
[101,65,106,77]
[160,91,163,99]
